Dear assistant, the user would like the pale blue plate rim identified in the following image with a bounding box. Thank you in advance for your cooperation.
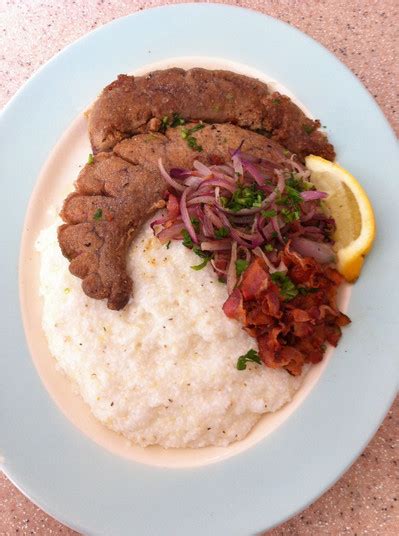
[1,4,398,535]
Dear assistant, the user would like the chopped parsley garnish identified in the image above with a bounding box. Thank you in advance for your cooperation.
[166,240,171,249]
[93,208,103,221]
[160,113,185,132]
[225,184,265,212]
[236,349,261,370]
[303,123,315,135]
[182,229,212,270]
[264,243,274,252]
[287,174,306,192]
[273,98,281,105]
[191,245,212,270]
[181,122,205,152]
[190,218,200,232]
[182,229,193,248]
[283,149,290,156]
[191,258,210,271]
[215,227,230,239]
[274,175,305,223]
[87,153,94,165]
[281,207,301,223]
[170,113,185,127]
[271,271,298,300]
[160,115,169,133]
[235,259,249,276]
[261,209,277,218]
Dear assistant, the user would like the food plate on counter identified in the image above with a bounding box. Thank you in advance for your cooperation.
[0,4,398,535]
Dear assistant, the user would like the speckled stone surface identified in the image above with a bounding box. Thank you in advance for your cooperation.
[0,1,398,535]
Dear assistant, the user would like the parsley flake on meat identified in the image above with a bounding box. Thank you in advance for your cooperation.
[271,271,298,300]
[180,123,205,152]
[93,208,103,221]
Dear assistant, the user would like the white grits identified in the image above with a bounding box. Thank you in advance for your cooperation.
[36,220,305,448]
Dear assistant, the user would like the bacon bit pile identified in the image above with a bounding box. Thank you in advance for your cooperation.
[153,148,351,375]
[223,247,350,375]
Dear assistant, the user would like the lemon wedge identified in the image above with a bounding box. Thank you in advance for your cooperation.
[305,155,376,281]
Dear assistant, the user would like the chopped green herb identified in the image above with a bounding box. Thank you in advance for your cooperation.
[190,244,213,270]
[271,271,298,300]
[283,149,290,156]
[264,244,274,252]
[190,218,200,232]
[160,115,169,133]
[182,229,193,248]
[287,174,306,192]
[225,184,265,212]
[93,208,103,221]
[273,98,281,105]
[215,227,230,239]
[166,240,171,249]
[191,258,210,271]
[180,123,204,152]
[170,113,185,127]
[87,153,94,165]
[261,209,277,218]
[303,123,315,135]
[219,196,229,207]
[235,259,249,276]
[271,231,278,238]
[218,276,226,284]
[236,349,261,370]
[281,207,301,223]
[192,246,210,259]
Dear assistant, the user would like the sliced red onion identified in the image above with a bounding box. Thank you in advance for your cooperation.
[211,164,235,178]
[271,215,284,243]
[291,237,336,264]
[157,222,185,243]
[232,154,243,177]
[210,258,227,275]
[150,214,169,231]
[253,247,279,273]
[196,207,213,238]
[201,240,231,251]
[170,168,191,179]
[300,190,328,201]
[202,178,237,193]
[158,158,186,192]
[184,176,203,188]
[204,205,223,228]
[242,159,267,186]
[209,170,237,185]
[187,196,216,206]
[275,170,286,193]
[193,160,212,177]
[227,241,238,294]
[180,187,198,244]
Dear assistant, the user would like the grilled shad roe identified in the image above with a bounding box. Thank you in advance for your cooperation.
[59,68,336,310]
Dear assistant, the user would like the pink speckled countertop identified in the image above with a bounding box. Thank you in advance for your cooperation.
[0,1,398,535]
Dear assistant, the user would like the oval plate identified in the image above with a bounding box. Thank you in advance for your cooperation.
[1,4,398,535]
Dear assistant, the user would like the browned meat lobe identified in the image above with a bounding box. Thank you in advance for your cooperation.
[88,68,335,161]
[58,124,297,309]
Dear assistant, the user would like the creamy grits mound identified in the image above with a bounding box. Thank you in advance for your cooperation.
[36,220,306,448]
